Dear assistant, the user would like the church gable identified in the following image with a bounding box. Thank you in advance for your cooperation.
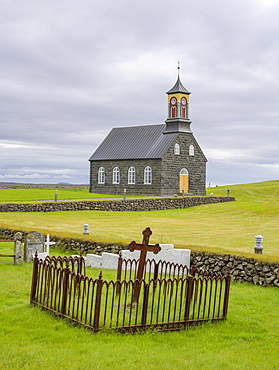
[161,132,207,196]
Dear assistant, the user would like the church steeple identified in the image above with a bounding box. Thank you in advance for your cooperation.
[164,64,192,134]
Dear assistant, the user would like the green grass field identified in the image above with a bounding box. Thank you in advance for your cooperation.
[0,188,127,202]
[0,243,278,369]
[0,180,278,261]
[1,181,279,369]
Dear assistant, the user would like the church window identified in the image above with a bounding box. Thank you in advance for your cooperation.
[128,167,135,184]
[144,166,152,184]
[189,145,195,156]
[181,97,187,118]
[98,167,105,184]
[180,168,189,175]
[174,143,180,155]
[113,167,120,184]
[170,97,177,118]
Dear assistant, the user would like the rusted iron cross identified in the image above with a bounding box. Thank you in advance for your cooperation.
[128,227,161,302]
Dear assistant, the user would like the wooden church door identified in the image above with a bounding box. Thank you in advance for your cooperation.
[179,168,189,193]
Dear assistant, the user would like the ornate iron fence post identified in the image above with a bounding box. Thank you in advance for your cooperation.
[61,260,70,315]
[141,282,149,327]
[30,251,39,303]
[154,262,159,281]
[93,271,103,331]
[184,275,194,327]
[191,260,197,276]
[77,252,83,275]
[116,252,122,295]
[223,271,231,318]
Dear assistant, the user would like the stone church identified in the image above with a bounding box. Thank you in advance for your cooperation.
[89,72,207,196]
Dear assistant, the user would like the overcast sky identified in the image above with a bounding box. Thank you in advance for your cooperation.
[1,0,279,186]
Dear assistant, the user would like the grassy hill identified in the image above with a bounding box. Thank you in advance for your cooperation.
[0,180,278,261]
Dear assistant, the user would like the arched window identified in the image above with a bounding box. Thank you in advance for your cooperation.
[189,145,195,156]
[144,166,152,184]
[98,167,105,184]
[180,168,189,175]
[174,143,180,155]
[113,167,120,184]
[170,97,177,118]
[128,167,135,184]
[180,97,187,118]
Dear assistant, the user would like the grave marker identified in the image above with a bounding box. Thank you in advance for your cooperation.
[14,232,23,264]
[128,227,161,302]
[24,232,45,262]
[45,234,56,254]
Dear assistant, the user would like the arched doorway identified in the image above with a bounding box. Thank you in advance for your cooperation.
[179,168,189,193]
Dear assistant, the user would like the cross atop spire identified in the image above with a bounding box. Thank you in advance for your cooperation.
[177,61,180,75]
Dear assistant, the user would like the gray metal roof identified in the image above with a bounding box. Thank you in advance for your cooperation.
[166,76,191,94]
[89,124,178,161]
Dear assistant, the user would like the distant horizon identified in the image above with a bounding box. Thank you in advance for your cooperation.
[0,178,278,188]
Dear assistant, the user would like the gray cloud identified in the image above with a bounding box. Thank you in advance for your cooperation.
[1,0,279,185]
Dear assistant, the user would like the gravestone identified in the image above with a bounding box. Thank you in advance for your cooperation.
[24,232,45,262]
[14,232,23,264]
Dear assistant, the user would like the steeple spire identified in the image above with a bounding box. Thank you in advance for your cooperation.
[164,66,192,134]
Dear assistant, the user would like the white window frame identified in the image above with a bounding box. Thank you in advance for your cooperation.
[189,145,195,156]
[174,143,180,155]
[113,167,120,184]
[128,167,135,184]
[98,167,105,184]
[144,166,152,184]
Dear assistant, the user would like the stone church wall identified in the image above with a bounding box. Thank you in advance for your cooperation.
[89,158,162,195]
[161,132,207,196]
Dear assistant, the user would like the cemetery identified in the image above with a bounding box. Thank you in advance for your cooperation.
[0,181,279,368]
[30,228,230,332]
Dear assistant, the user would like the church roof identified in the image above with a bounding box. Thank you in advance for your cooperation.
[166,75,191,94]
[89,124,178,161]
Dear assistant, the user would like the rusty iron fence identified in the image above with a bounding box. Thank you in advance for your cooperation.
[117,253,190,283]
[0,236,15,258]
[30,254,231,332]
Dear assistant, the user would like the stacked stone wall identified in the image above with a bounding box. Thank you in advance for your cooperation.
[191,251,279,287]
[1,227,278,288]
[0,196,234,212]
[89,159,162,195]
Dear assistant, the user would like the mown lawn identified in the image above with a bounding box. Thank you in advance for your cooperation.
[0,181,278,261]
[0,188,129,202]
[0,243,278,370]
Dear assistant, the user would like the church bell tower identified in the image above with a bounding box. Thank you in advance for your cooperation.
[164,64,192,133]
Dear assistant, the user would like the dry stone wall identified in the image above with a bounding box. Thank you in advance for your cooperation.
[0,196,235,212]
[2,226,278,288]
[191,251,279,288]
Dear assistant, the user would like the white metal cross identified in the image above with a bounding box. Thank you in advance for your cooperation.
[44,234,56,254]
